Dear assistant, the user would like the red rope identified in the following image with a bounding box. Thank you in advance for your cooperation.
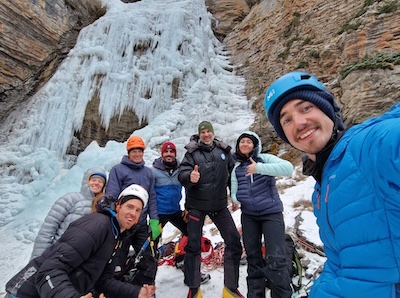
[158,239,228,271]
[201,242,225,271]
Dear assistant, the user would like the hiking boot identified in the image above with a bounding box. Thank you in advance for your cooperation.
[187,287,202,298]
[175,255,185,269]
[200,273,211,284]
[222,286,245,298]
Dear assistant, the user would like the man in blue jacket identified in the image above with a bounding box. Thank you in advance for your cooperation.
[264,71,400,297]
[152,141,210,284]
[106,135,160,286]
[152,141,187,238]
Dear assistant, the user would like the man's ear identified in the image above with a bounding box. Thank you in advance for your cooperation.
[115,202,121,213]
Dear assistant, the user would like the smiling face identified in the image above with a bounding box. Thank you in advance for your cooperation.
[280,99,334,159]
[128,148,144,163]
[116,199,143,232]
[162,148,176,163]
[238,137,254,157]
[199,129,214,145]
[88,177,105,195]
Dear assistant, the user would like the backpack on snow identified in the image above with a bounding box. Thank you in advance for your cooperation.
[285,234,303,292]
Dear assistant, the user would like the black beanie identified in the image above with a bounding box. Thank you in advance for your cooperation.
[235,133,259,159]
[270,90,344,143]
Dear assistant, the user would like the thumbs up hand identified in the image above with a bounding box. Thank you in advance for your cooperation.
[246,157,257,176]
[190,165,200,183]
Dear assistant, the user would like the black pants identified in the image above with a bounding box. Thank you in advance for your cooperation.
[184,207,242,289]
[154,211,188,249]
[242,212,292,298]
[159,211,188,235]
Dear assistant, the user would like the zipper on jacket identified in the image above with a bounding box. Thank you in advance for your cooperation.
[324,183,335,236]
[320,182,335,252]
[316,192,321,210]
[46,275,54,289]
[315,182,335,250]
[109,239,121,264]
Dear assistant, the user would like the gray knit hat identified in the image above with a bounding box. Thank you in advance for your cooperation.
[198,121,214,134]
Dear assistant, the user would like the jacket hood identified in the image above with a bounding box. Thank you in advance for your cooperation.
[234,131,262,158]
[184,134,201,152]
[330,102,400,162]
[153,157,164,169]
[121,155,145,168]
[81,167,107,198]
[153,157,179,171]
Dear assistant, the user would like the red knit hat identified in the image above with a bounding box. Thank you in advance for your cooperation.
[161,141,176,154]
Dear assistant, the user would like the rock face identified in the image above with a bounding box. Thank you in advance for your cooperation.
[1,0,400,156]
[223,0,400,151]
[0,0,105,125]
[205,0,250,41]
[71,96,144,155]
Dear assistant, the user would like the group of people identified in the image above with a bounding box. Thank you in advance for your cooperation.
[5,118,295,298]
[6,70,400,298]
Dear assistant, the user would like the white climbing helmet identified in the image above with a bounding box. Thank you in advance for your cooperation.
[117,184,148,208]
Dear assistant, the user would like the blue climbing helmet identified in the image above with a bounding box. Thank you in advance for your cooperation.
[264,71,329,121]
[263,71,344,144]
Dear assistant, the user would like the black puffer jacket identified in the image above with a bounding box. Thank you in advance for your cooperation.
[178,135,234,212]
[6,208,142,298]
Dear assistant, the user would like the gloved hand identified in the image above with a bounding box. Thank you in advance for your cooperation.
[149,219,162,240]
[182,209,189,223]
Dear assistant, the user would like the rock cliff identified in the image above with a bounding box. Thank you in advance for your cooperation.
[222,0,400,152]
[0,0,105,125]
[1,0,399,156]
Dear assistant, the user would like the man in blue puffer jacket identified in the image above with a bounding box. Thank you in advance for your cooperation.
[152,141,187,237]
[264,71,400,297]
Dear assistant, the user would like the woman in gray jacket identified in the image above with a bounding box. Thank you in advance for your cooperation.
[30,167,107,259]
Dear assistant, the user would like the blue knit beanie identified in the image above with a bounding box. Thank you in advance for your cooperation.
[89,172,107,185]
[270,90,344,143]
